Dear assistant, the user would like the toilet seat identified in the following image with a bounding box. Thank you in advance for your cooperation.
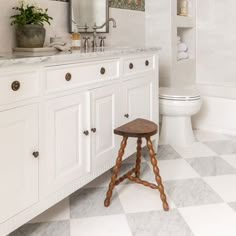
[159,87,200,101]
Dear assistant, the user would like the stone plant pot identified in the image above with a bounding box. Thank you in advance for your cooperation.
[16,25,46,48]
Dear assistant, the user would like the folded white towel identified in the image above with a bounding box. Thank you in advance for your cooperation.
[178,43,188,52]
[177,36,181,41]
[177,51,189,60]
[49,42,71,51]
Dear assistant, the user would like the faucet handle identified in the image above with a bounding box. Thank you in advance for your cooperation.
[99,36,106,48]
[83,36,90,49]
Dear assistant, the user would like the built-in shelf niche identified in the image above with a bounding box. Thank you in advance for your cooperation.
[177,27,195,61]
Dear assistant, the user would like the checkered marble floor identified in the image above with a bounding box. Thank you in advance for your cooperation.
[10,130,236,236]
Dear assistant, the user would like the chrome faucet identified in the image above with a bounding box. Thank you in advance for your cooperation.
[92,18,117,48]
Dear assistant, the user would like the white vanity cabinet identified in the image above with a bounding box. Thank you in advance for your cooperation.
[0,104,39,224]
[0,50,159,236]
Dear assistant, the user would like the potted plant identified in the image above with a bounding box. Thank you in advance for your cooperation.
[10,0,53,48]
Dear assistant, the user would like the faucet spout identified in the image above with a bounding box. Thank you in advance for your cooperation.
[93,18,117,30]
[92,18,117,49]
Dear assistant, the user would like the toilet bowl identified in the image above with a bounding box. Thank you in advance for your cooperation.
[159,87,202,147]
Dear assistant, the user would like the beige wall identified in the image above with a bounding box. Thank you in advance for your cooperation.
[0,0,145,52]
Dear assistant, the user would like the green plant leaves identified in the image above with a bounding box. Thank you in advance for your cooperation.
[10,3,53,26]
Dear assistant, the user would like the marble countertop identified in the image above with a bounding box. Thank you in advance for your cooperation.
[0,46,161,68]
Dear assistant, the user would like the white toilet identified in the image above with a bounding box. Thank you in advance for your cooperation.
[159,87,202,147]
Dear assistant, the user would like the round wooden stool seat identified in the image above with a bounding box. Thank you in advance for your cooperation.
[114,118,158,138]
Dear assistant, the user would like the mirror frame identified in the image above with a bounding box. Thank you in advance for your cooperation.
[69,0,109,33]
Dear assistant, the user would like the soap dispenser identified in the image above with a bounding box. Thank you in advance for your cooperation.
[71,29,81,50]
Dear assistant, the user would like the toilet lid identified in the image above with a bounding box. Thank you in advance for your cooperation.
[159,87,201,101]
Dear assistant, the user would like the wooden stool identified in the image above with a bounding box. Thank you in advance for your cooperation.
[104,118,169,211]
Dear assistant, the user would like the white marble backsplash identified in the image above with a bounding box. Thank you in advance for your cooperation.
[0,1,145,53]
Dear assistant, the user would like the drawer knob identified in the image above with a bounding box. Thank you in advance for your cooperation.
[100,67,106,75]
[11,81,21,91]
[65,73,72,81]
[145,60,150,66]
[32,151,39,158]
[129,63,134,70]
[83,130,89,136]
[91,128,97,133]
[124,114,129,118]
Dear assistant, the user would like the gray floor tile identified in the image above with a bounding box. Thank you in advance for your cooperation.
[10,221,70,236]
[164,178,223,208]
[155,145,182,161]
[204,140,236,155]
[126,209,194,236]
[229,202,236,212]
[70,187,124,219]
[187,156,236,177]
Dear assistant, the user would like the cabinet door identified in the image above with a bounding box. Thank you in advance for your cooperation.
[0,105,38,223]
[42,93,89,196]
[122,76,157,123]
[90,85,120,170]
[122,76,158,154]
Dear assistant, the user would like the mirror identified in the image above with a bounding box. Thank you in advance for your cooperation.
[69,0,109,33]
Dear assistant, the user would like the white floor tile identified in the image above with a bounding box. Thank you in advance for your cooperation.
[30,198,70,223]
[173,142,217,159]
[194,130,230,142]
[204,175,236,202]
[179,203,236,236]
[116,183,175,213]
[70,215,132,236]
[148,159,200,181]
[221,154,236,169]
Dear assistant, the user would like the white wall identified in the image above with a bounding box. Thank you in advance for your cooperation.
[0,0,145,53]
[145,0,172,87]
[196,0,236,85]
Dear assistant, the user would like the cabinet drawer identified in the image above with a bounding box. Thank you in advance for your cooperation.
[45,60,119,93]
[123,56,154,76]
[0,71,39,106]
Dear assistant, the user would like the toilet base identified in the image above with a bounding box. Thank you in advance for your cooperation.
[160,116,196,147]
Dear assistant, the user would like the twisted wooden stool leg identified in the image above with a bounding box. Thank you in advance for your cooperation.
[146,137,169,211]
[104,136,128,207]
[135,137,142,178]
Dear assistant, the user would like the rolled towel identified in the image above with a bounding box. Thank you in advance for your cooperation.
[49,42,72,51]
[178,42,188,52]
[177,51,189,60]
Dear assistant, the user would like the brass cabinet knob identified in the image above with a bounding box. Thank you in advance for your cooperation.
[124,114,129,118]
[129,63,134,70]
[32,151,39,158]
[83,130,89,136]
[91,128,97,133]
[145,60,149,66]
[11,81,21,91]
[100,67,106,75]
[65,73,72,81]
